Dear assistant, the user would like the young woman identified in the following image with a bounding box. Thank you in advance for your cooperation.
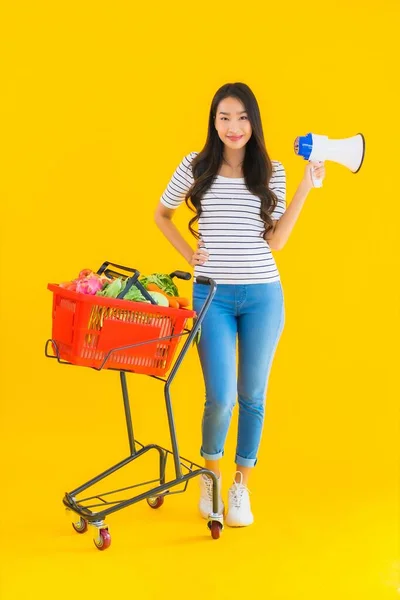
[154,82,325,527]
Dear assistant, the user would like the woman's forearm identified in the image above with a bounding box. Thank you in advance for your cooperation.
[154,213,194,264]
[268,181,312,250]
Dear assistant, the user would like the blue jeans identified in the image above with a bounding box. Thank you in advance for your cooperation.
[193,282,285,468]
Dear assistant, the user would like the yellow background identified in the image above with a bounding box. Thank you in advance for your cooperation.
[0,1,399,599]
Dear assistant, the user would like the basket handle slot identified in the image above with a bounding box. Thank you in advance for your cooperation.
[97,261,138,278]
[96,261,157,305]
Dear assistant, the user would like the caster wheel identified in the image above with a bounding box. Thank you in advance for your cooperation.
[72,517,88,534]
[147,496,164,509]
[93,528,111,551]
[209,520,222,540]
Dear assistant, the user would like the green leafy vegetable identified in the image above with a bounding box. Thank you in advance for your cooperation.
[123,286,149,302]
[140,273,179,297]
[96,278,124,298]
[95,272,180,306]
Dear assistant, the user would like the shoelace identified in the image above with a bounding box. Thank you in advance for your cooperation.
[229,471,251,508]
[229,484,245,508]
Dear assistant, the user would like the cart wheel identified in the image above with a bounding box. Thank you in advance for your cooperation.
[209,520,222,540]
[93,528,111,551]
[72,517,88,534]
[147,496,165,509]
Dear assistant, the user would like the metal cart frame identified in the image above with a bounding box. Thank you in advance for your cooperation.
[45,264,223,549]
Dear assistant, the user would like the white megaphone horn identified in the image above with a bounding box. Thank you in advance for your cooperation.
[294,133,366,187]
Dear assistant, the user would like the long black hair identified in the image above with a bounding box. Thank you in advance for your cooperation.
[185,82,278,240]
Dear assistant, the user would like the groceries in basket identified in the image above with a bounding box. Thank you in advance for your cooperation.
[59,268,190,308]
[47,262,197,374]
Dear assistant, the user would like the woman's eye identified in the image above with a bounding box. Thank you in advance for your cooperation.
[241,116,248,120]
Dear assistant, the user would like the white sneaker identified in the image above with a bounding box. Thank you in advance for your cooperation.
[199,474,224,519]
[225,471,254,527]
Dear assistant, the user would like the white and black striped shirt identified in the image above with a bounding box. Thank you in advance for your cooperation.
[160,151,286,284]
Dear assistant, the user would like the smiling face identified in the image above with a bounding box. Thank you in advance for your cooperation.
[214,96,252,151]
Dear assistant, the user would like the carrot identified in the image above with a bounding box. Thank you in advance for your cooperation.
[168,297,180,309]
[146,283,163,293]
[175,297,190,307]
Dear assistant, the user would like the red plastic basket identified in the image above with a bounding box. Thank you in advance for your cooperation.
[48,284,196,376]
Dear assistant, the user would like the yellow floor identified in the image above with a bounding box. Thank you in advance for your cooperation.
[1,416,398,600]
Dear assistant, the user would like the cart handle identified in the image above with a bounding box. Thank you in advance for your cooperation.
[196,276,213,286]
[170,270,191,281]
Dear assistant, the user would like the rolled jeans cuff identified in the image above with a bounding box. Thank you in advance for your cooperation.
[235,454,257,467]
[200,448,224,461]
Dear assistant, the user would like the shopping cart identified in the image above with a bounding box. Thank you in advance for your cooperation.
[45,261,223,550]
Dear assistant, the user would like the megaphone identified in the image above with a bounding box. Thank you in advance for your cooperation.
[294,133,366,187]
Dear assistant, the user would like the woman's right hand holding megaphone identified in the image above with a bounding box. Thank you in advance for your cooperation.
[302,161,326,190]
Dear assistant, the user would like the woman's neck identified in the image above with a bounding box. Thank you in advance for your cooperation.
[222,147,245,168]
[220,148,245,178]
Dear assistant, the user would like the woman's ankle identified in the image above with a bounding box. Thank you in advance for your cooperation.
[204,460,220,478]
